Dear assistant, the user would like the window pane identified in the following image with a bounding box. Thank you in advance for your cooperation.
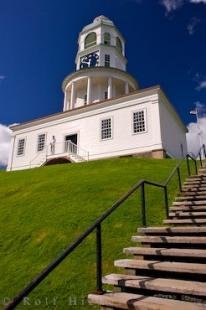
[104,32,111,45]
[116,37,123,54]
[17,139,25,156]
[85,32,97,49]
[105,54,110,67]
[101,118,112,140]
[133,111,146,133]
[37,134,46,152]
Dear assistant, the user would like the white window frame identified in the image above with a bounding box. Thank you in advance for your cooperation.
[132,109,147,135]
[37,133,47,152]
[100,117,113,141]
[16,138,26,157]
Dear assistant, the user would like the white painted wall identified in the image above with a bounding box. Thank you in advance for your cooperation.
[158,96,187,158]
[8,93,164,171]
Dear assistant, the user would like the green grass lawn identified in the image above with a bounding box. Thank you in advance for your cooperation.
[0,157,193,309]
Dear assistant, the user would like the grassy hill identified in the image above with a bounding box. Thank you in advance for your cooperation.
[0,157,190,309]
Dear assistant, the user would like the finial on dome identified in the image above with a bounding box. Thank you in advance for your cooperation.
[93,15,110,22]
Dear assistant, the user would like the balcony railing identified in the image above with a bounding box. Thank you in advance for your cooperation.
[30,140,89,168]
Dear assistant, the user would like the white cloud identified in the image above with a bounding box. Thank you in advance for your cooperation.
[187,17,200,35]
[187,117,206,155]
[0,124,12,166]
[160,0,206,13]
[187,103,206,155]
[196,80,206,91]
[190,0,206,3]
[160,0,184,13]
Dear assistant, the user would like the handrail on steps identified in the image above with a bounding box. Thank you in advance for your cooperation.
[5,144,206,309]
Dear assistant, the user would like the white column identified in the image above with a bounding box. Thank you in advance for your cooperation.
[70,82,76,109]
[6,135,15,171]
[125,82,129,95]
[63,91,67,111]
[108,77,112,99]
[87,77,92,105]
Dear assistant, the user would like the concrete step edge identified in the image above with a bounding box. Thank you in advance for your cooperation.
[88,292,206,310]
[114,259,206,274]
[103,273,206,296]
[131,235,206,243]
[123,247,206,257]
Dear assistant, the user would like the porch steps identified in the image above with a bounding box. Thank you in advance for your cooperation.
[131,235,206,244]
[88,168,206,309]
[103,274,206,296]
[88,292,206,310]
[123,247,206,258]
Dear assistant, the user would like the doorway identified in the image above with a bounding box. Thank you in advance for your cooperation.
[65,134,78,153]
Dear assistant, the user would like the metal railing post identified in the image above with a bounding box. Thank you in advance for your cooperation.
[164,186,169,218]
[177,167,182,192]
[194,159,198,175]
[186,155,191,176]
[140,182,146,227]
[96,224,103,293]
[203,144,206,159]
[199,152,202,167]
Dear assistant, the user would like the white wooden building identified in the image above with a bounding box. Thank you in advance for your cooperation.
[7,16,187,171]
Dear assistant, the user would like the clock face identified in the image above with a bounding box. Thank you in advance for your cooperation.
[80,51,99,69]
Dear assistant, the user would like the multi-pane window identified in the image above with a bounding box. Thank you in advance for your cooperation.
[101,118,112,140]
[104,91,108,100]
[105,54,110,67]
[116,37,123,54]
[37,134,46,152]
[104,32,111,45]
[84,94,87,105]
[133,110,146,133]
[17,139,25,156]
[84,32,97,49]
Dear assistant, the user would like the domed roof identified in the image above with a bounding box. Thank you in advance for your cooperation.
[93,15,113,24]
[82,15,114,33]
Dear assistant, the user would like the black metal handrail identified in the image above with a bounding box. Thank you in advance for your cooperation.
[5,144,206,309]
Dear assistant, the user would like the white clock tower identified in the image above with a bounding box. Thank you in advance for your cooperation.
[76,15,126,71]
[7,15,188,171]
[62,16,139,111]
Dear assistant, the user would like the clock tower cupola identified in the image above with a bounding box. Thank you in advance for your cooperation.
[76,15,127,71]
[62,16,139,111]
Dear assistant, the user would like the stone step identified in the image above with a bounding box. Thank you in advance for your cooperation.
[103,273,206,297]
[170,206,206,212]
[188,176,206,179]
[164,218,206,225]
[182,187,206,191]
[188,179,206,182]
[138,226,206,235]
[183,183,206,186]
[176,196,206,201]
[169,212,206,218]
[88,292,206,310]
[114,259,206,275]
[131,236,206,244]
[178,192,206,197]
[184,180,206,184]
[123,247,206,258]
[173,201,206,206]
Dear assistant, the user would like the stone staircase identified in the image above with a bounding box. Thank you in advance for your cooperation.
[88,166,206,309]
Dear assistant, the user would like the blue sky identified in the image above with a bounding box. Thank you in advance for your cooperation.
[0,0,206,127]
